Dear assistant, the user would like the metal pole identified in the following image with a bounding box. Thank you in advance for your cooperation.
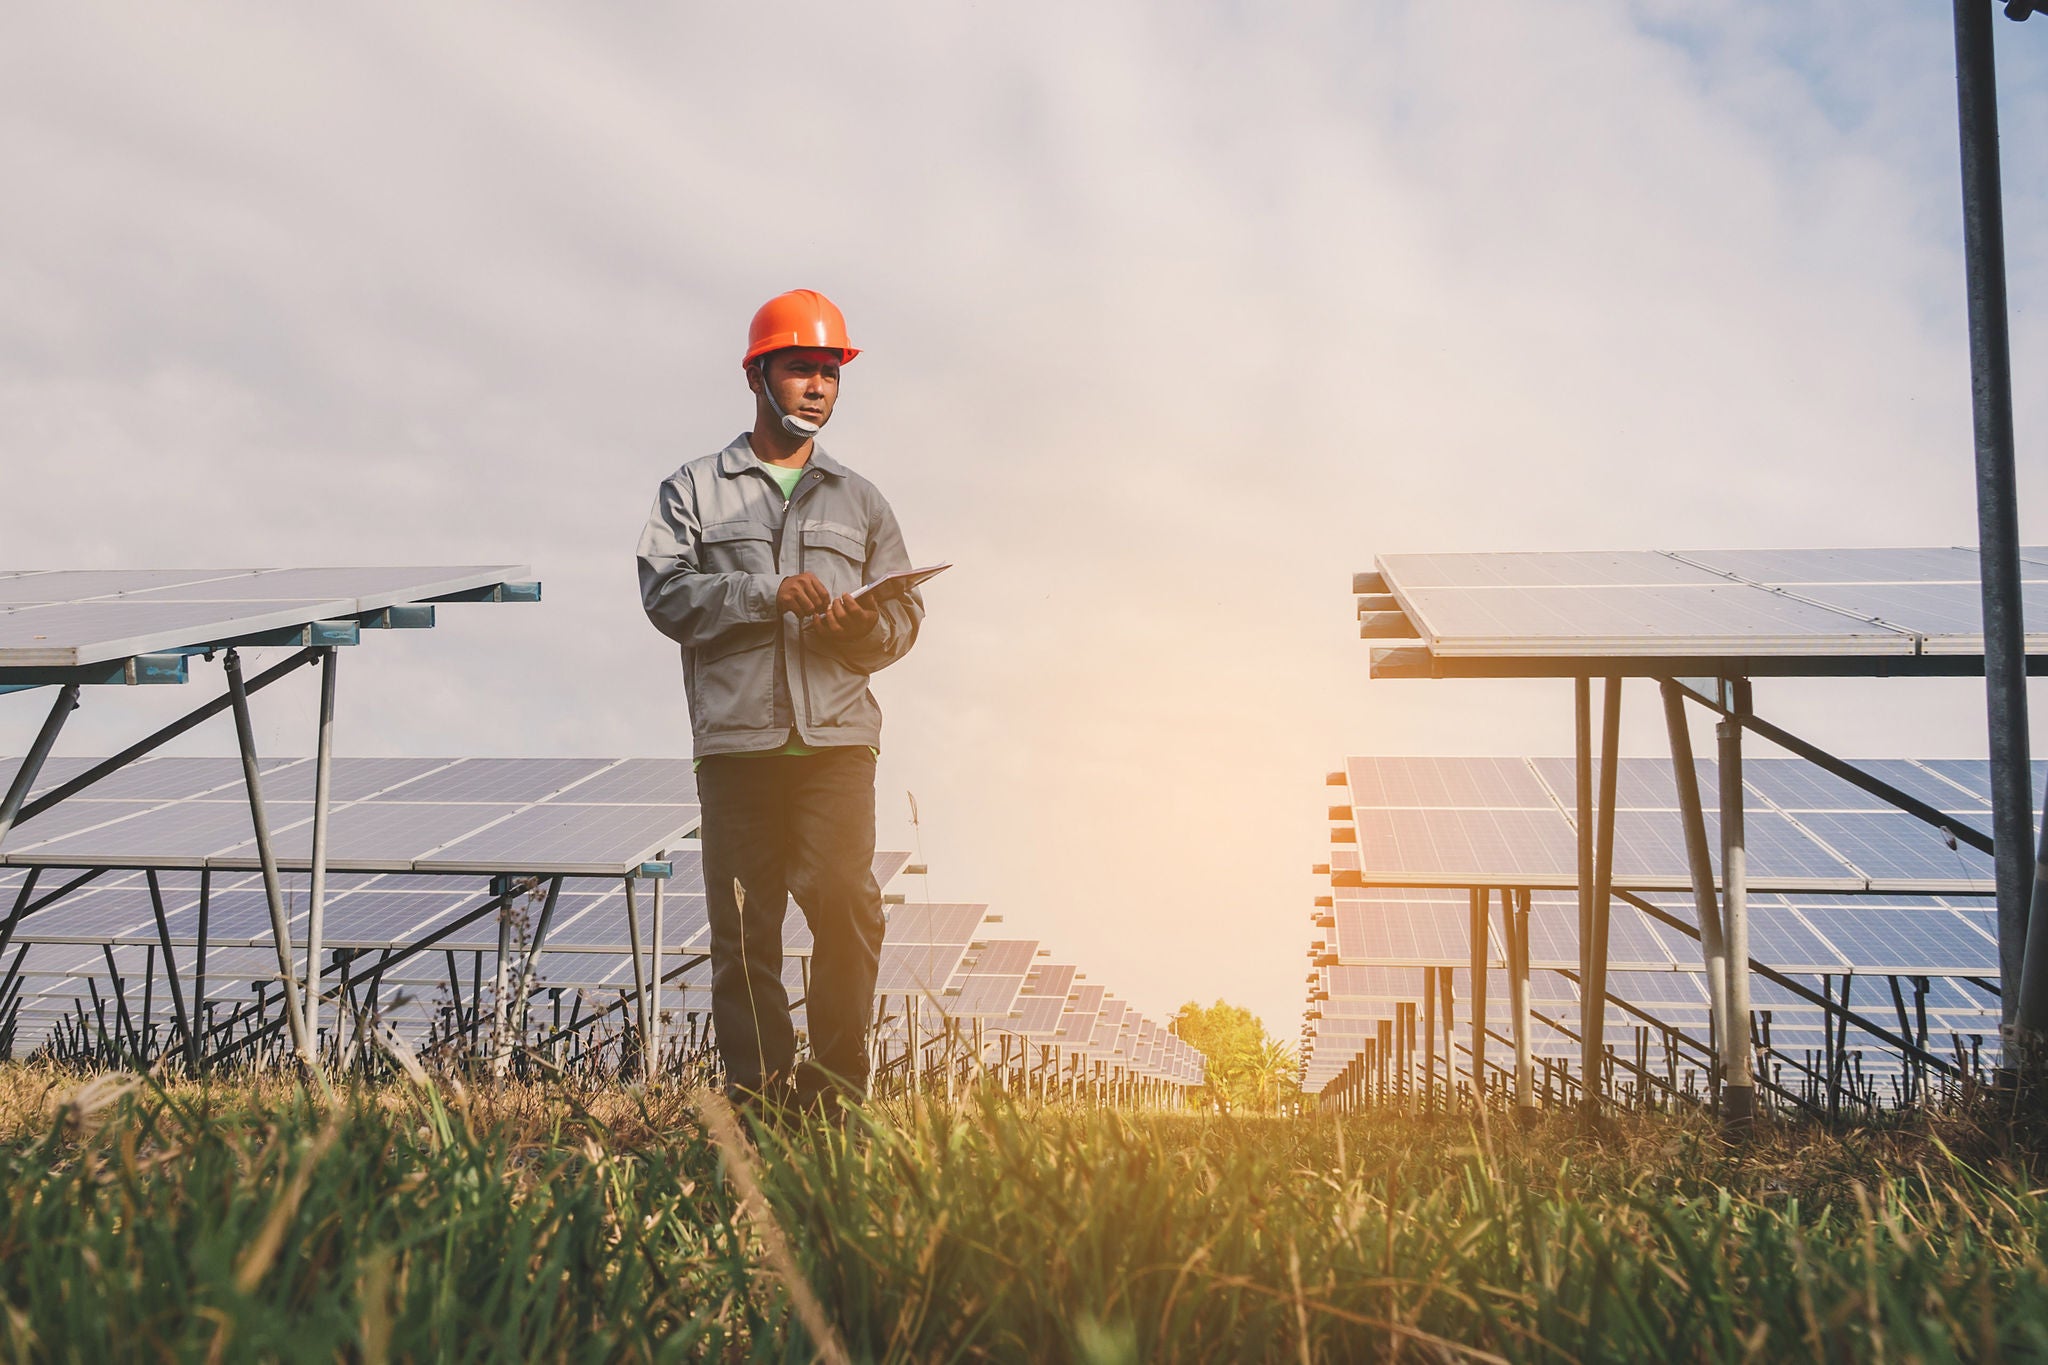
[222,650,314,1070]
[1573,677,1593,1089]
[1718,707,1756,1131]
[491,896,514,1072]
[1661,680,1731,1100]
[1583,677,1621,1112]
[1420,964,1436,1107]
[622,874,649,1076]
[194,869,211,1064]
[1508,888,1534,1116]
[0,684,78,853]
[1951,0,2038,1049]
[145,871,194,1073]
[1467,888,1487,1104]
[303,648,337,1052]
[649,864,664,1079]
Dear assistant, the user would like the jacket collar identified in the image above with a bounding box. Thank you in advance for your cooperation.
[716,433,848,479]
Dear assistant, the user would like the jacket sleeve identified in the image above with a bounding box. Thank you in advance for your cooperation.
[636,474,782,648]
[815,491,924,674]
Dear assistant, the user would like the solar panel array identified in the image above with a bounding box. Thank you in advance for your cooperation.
[1302,756,2007,1100]
[1363,547,2048,675]
[0,756,700,876]
[0,567,530,670]
[4,777,1196,1088]
[1334,755,2017,895]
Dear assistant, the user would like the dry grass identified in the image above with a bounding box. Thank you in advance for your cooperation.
[3,1062,2046,1361]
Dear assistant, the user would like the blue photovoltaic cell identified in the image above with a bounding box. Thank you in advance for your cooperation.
[539,758,697,805]
[361,758,612,805]
[15,802,311,863]
[1798,581,2048,651]
[1674,547,1998,585]
[1356,808,1578,880]
[1797,907,1998,974]
[1742,760,1989,814]
[1022,963,1076,1000]
[1347,757,1554,809]
[1529,756,1718,811]
[1789,811,1992,883]
[1603,971,1709,1006]
[1606,904,1677,968]
[420,803,696,872]
[257,758,455,804]
[1749,909,1850,970]
[1913,759,2048,804]
[1700,812,1862,881]
[1377,551,1726,590]
[1400,583,1915,655]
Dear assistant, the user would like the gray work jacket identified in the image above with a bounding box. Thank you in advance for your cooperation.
[636,435,924,757]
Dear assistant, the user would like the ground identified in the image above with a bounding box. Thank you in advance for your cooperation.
[1,1065,2044,1362]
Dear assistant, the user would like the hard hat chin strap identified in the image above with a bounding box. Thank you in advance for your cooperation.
[756,361,823,439]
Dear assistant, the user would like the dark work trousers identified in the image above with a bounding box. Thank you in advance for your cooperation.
[698,746,884,1104]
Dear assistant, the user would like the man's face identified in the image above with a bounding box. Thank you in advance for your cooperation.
[752,347,841,428]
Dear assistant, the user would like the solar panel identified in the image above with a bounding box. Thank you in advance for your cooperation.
[1340,756,2000,895]
[0,757,700,877]
[1368,547,2048,674]
[0,566,529,668]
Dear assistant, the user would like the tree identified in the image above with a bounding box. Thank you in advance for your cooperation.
[1171,1000,1298,1115]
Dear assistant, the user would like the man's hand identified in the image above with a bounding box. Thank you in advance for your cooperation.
[813,592,880,642]
[776,573,832,618]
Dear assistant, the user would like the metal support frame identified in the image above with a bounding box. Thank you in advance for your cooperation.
[1505,887,1534,1113]
[622,873,650,1076]
[12,649,319,827]
[222,649,314,1069]
[1950,0,2043,1049]
[145,870,195,1072]
[1661,680,1733,1104]
[650,864,664,1078]
[0,684,79,853]
[1615,889,1961,1081]
[1717,686,1757,1129]
[1420,964,1437,1105]
[1582,677,1621,1111]
[1467,888,1487,1102]
[303,648,338,1050]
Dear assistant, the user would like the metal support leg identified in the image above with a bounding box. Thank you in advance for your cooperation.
[1421,964,1436,1107]
[0,684,79,853]
[194,869,211,1061]
[1467,888,1487,1104]
[145,871,194,1072]
[1573,677,1595,1101]
[622,874,649,1076]
[303,647,337,1053]
[1661,679,1731,1107]
[491,895,513,1072]
[1719,704,1756,1130]
[649,866,663,1080]
[222,649,314,1070]
[1507,888,1534,1115]
[1949,0,2040,1056]
[1584,677,1621,1112]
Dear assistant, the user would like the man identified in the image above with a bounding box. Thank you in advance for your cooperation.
[637,288,925,1117]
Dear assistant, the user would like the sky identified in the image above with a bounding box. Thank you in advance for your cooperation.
[3,2,2045,1038]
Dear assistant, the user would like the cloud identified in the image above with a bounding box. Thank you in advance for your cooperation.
[2,0,2043,1034]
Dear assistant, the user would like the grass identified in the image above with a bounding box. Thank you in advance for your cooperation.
[1,1064,2046,1362]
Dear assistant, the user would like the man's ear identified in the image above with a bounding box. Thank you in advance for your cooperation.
[745,361,764,395]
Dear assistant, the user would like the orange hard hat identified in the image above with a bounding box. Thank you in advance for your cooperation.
[743,289,859,368]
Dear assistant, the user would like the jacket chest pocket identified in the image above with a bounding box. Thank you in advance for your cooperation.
[700,520,776,574]
[800,520,867,595]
